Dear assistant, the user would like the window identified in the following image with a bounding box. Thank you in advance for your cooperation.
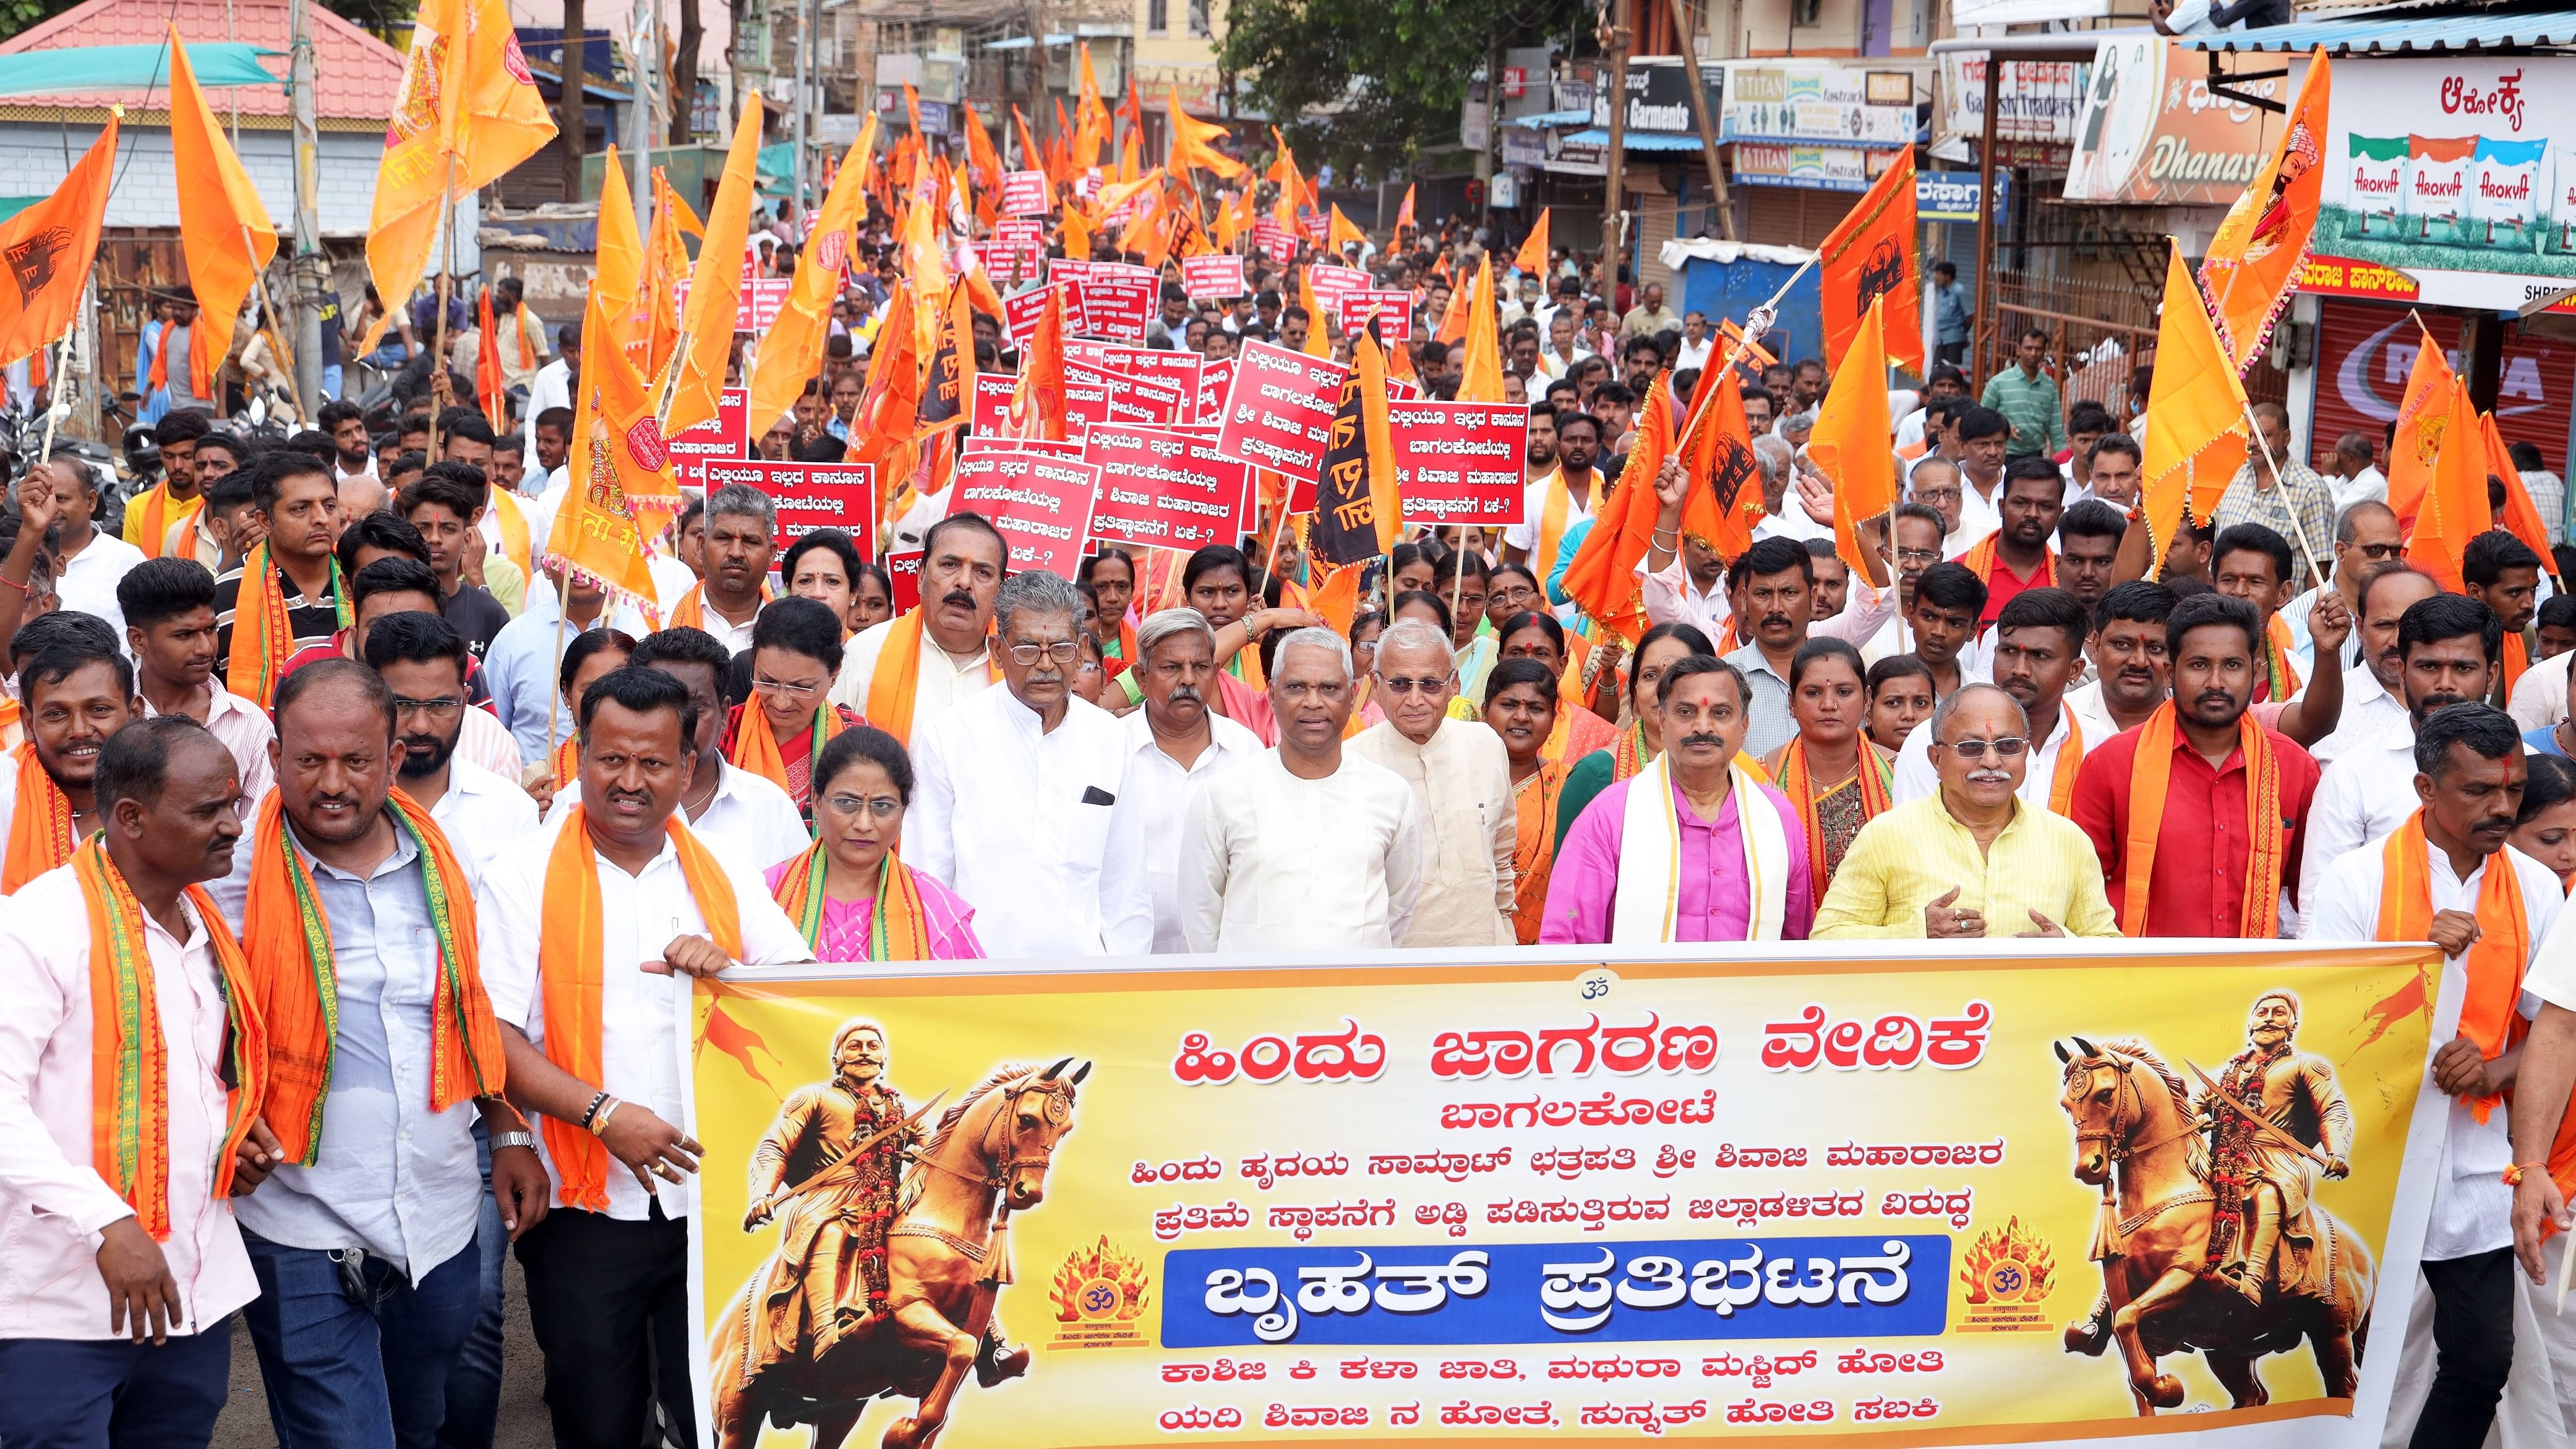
[1148,0,1168,32]
[1188,0,1210,35]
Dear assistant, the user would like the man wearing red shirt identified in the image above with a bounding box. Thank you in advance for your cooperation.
[1957,456,2063,628]
[2069,592,2322,938]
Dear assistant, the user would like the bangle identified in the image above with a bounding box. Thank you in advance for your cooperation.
[578,1090,608,1130]
[591,1098,622,1137]
[2505,1161,2551,1186]
[0,572,25,596]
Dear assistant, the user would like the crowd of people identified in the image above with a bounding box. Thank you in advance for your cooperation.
[6,197,2576,1449]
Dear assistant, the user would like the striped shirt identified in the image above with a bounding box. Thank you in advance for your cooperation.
[211,559,343,692]
[2213,459,2337,586]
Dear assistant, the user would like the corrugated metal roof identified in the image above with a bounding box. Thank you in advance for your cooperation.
[0,0,404,121]
[2178,9,2576,53]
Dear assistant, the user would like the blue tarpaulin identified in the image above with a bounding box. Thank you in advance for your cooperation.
[0,42,279,99]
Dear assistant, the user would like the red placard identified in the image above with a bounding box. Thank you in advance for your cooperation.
[974,240,1043,287]
[696,456,881,555]
[887,549,923,613]
[1386,375,1421,403]
[1071,275,1156,343]
[668,387,748,487]
[948,448,1100,576]
[674,278,792,333]
[970,373,1017,432]
[1002,169,1049,217]
[1213,341,1348,483]
[994,218,1045,248]
[1082,424,1251,553]
[1065,362,1186,432]
[1306,264,1369,314]
[1182,254,1247,301]
[1387,400,1530,526]
[1337,289,1414,345]
[1252,219,1296,265]
[1298,213,1327,244]
[964,434,1082,458]
[1004,283,1066,343]
[1195,358,1233,423]
[1092,345,1203,404]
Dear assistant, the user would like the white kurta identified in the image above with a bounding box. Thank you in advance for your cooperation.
[424,758,541,892]
[828,613,999,732]
[2297,722,2421,922]
[1348,718,1517,947]
[1121,710,1264,954]
[1179,751,1426,954]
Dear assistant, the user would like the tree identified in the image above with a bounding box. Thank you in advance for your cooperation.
[1218,0,1579,176]
[669,0,699,144]
[560,0,586,197]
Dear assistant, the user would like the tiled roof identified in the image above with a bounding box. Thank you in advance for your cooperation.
[0,0,406,122]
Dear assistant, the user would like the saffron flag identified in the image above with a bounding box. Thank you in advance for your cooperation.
[1012,106,1045,177]
[475,286,507,428]
[1807,297,1897,577]
[2412,378,2491,592]
[1815,147,1922,374]
[2385,326,2459,529]
[1436,259,1474,346]
[592,147,643,326]
[358,0,555,353]
[168,25,276,401]
[1677,367,1765,558]
[1394,183,1416,234]
[2484,411,2559,576]
[1167,87,1246,177]
[669,88,764,437]
[1559,374,1676,643]
[2138,241,2251,576]
[0,113,114,367]
[1006,286,1068,443]
[1327,204,1367,257]
[1513,208,1551,280]
[2199,49,2329,374]
[643,170,693,379]
[1455,255,1505,404]
[960,99,1003,228]
[1310,328,1403,565]
[1298,266,1331,358]
[746,116,877,437]
[917,278,973,435]
[547,282,666,609]
[1074,43,1109,169]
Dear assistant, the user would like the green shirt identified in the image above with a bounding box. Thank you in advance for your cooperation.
[1980,365,2067,458]
[1554,748,1620,853]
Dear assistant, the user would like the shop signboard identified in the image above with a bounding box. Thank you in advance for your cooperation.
[2063,36,2287,205]
[1917,170,2009,223]
[1937,55,2088,166]
[1591,55,1729,137]
[1732,143,1899,193]
[1719,59,1914,148]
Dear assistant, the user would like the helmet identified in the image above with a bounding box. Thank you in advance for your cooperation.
[121,424,160,474]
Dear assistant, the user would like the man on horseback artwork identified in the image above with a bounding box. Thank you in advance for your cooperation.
[2202,991,2354,1308]
[742,1020,920,1368]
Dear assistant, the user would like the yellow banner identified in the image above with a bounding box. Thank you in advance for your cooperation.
[687,943,2450,1448]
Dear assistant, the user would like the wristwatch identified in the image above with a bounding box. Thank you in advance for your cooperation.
[490,1130,541,1154]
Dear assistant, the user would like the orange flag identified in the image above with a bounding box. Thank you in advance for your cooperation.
[2386,325,2460,528]
[474,286,507,427]
[1394,184,1416,234]
[661,177,706,238]
[2484,411,2559,576]
[0,113,114,367]
[547,283,666,610]
[669,88,764,436]
[746,116,876,438]
[1298,266,1332,358]
[1559,374,1675,643]
[1456,255,1505,404]
[1816,147,1922,374]
[1012,106,1045,176]
[359,0,555,353]
[2138,241,2251,575]
[168,26,276,401]
[1061,202,1093,263]
[1807,297,1896,577]
[2413,378,2491,591]
[960,99,1003,228]
[1074,43,1109,169]
[1168,87,1247,177]
[1006,287,1068,443]
[2199,49,2329,374]
[641,170,693,378]
[1327,204,1367,257]
[1512,208,1551,279]
[1437,259,1474,345]
[1676,367,1764,558]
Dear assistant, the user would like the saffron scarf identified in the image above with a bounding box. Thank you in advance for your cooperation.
[488,489,533,583]
[1104,618,1139,680]
[729,702,845,806]
[2376,810,2536,1131]
[772,842,933,960]
[241,790,503,1165]
[2256,613,2303,703]
[539,806,743,1211]
[2117,701,2284,939]
[1508,763,1566,946]
[1771,738,1894,902]
[669,580,773,635]
[1960,534,2055,597]
[129,484,202,562]
[225,542,351,709]
[550,735,580,794]
[4,740,77,894]
[2505,630,2530,699]
[1609,754,1792,943]
[78,839,267,1240]
[1531,467,1601,588]
[2047,712,2086,816]
[1612,719,1653,780]
[865,607,999,748]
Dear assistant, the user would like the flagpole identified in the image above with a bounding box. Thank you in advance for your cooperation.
[2236,398,2332,594]
[244,227,310,422]
[36,322,75,462]
[428,155,459,458]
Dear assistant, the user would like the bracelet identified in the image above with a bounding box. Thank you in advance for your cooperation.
[578,1090,609,1131]
[591,1098,622,1137]
[490,1129,539,1154]
[2505,1161,2550,1186]
[0,572,25,596]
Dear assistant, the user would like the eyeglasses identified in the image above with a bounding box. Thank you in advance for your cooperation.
[1006,640,1084,665]
[392,695,464,719]
[1941,736,2029,759]
[821,793,903,819]
[1894,548,1943,566]
[2351,541,2407,561]
[1491,584,1538,606]
[1911,487,1962,505]
[1378,675,1452,695]
[751,675,826,699]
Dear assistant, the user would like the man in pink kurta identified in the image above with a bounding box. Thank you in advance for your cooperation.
[1541,769,1815,944]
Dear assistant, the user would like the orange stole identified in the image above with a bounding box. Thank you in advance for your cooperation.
[2256,613,2304,703]
[1768,738,1893,900]
[2505,630,2530,699]
[669,581,771,634]
[2116,703,2283,938]
[1959,535,2055,599]
[538,806,743,1211]
[131,485,202,562]
[729,702,845,805]
[2,740,76,892]
[864,608,999,748]
[1508,762,1565,944]
[2047,713,2085,816]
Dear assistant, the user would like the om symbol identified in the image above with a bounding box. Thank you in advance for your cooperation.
[1986,1263,2026,1301]
[1083,1284,1118,1315]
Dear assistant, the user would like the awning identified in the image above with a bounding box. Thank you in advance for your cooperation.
[2176,9,2576,52]
[1507,106,1591,129]
[1559,127,1705,152]
[0,41,278,98]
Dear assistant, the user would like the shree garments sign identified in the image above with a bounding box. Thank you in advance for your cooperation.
[2062,36,2285,205]
[1591,55,1729,136]
[2314,57,2576,313]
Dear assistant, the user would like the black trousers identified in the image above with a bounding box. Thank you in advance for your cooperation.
[2409,1247,2517,1449]
[514,1203,696,1449]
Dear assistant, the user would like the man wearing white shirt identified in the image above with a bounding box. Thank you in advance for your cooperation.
[119,558,276,817]
[49,459,147,641]
[362,613,538,890]
[0,719,260,1445]
[1896,587,2089,808]
[2065,579,2176,746]
[1500,414,1604,579]
[1183,628,1424,951]
[2312,565,2439,765]
[2323,430,2387,516]
[1120,610,1262,952]
[2301,593,2501,921]
[910,571,1153,958]
[2279,501,2402,683]
[484,564,654,763]
[520,320,574,479]
[829,514,1004,742]
[2305,705,2559,1449]
[1949,408,2011,550]
[477,666,811,1449]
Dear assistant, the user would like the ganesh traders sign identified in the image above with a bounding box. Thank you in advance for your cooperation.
[2314,56,2576,313]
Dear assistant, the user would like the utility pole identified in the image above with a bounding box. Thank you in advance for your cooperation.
[287,0,323,413]
[787,0,806,224]
[560,0,588,199]
[1600,0,1630,293]
[628,12,653,231]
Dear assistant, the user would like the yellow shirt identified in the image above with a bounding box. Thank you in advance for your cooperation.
[1812,792,2118,940]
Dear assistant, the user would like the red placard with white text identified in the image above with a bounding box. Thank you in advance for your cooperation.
[1071,276,1155,343]
[1065,362,1186,432]
[668,387,748,487]
[887,549,922,613]
[1002,170,1049,217]
[696,456,880,555]
[1082,424,1251,553]
[970,373,1016,433]
[1386,400,1530,526]
[1338,289,1415,345]
[1212,341,1348,483]
[1195,357,1234,423]
[1004,283,1067,344]
[1182,254,1247,302]
[674,279,792,333]
[964,434,1082,458]
[1306,264,1369,314]
[1093,346,1204,409]
[948,448,1100,576]
[1252,219,1296,265]
[975,241,1043,287]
